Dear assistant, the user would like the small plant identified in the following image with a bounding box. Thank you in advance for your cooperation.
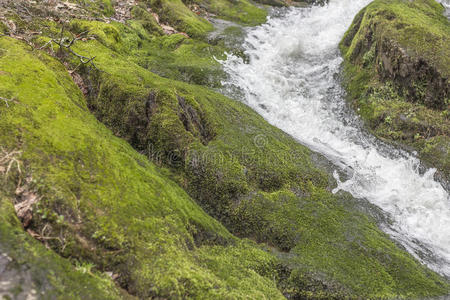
[414,133,422,140]
[56,214,65,225]
[384,115,392,125]
[362,43,376,66]
[76,261,96,275]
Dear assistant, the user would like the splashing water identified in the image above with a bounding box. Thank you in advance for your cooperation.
[220,0,450,276]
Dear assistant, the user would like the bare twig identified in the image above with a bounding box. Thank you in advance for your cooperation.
[0,96,14,107]
[0,148,22,178]
[38,28,98,70]
[37,39,54,51]
[13,1,33,17]
[22,5,32,17]
[27,227,66,248]
[58,24,65,42]
[67,47,97,67]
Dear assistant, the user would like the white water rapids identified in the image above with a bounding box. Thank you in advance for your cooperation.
[220,0,450,277]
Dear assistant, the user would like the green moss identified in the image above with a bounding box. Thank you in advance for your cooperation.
[66,18,226,86]
[196,240,283,299]
[340,0,450,178]
[0,21,8,35]
[0,194,123,299]
[416,135,450,174]
[69,23,449,297]
[343,0,449,76]
[135,35,226,86]
[140,0,266,38]
[130,6,164,36]
[73,0,116,17]
[70,20,123,51]
[2,0,449,297]
[0,37,285,299]
[143,0,214,38]
[230,186,450,298]
[190,0,268,26]
[101,0,115,16]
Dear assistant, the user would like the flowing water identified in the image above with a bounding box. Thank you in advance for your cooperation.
[438,0,450,18]
[220,0,450,277]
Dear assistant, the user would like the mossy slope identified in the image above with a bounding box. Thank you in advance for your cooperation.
[0,37,284,299]
[139,0,267,38]
[340,0,450,178]
[0,194,123,299]
[63,13,449,298]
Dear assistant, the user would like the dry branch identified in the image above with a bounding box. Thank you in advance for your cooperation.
[0,148,22,177]
[38,28,98,70]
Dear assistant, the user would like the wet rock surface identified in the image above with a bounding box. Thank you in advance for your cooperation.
[0,252,39,300]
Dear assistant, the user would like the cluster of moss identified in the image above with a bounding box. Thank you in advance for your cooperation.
[0,36,287,299]
[0,192,124,299]
[0,0,449,298]
[135,0,267,38]
[340,0,449,178]
[74,0,116,17]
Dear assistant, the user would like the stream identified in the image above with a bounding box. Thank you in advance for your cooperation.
[220,0,450,277]
[438,0,450,18]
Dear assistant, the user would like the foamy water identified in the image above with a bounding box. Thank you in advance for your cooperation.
[221,0,450,276]
[438,0,450,18]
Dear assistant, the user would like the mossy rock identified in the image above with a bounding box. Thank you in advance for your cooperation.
[0,36,286,299]
[71,0,115,17]
[340,0,450,178]
[138,0,267,39]
[0,192,124,299]
[130,5,165,36]
[188,0,268,25]
[67,17,227,87]
[141,0,214,38]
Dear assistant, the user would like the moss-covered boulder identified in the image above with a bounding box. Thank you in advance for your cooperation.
[340,0,450,179]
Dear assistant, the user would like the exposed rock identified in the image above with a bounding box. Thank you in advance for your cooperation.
[377,38,449,109]
[177,95,214,144]
[0,252,39,300]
